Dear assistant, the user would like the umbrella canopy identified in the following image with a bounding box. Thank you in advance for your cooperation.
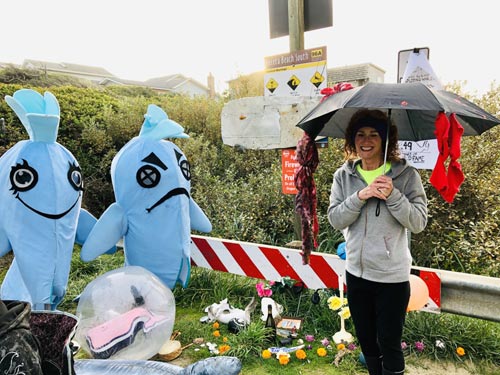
[296,82,500,140]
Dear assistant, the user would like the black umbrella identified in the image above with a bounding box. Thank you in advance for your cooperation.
[296,82,500,140]
[296,82,500,210]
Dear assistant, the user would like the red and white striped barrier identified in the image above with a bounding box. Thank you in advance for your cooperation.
[190,235,441,312]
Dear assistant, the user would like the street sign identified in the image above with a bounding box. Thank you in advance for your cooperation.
[397,47,429,83]
[281,148,300,194]
[264,46,327,97]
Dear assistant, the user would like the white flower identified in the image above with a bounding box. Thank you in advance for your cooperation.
[206,342,219,354]
[435,339,446,350]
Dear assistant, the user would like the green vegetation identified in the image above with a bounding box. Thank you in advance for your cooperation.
[62,250,500,374]
[0,73,499,373]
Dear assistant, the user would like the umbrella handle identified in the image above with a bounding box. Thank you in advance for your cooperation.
[376,109,392,217]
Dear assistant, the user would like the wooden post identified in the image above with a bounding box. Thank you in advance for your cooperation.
[288,0,304,240]
[288,0,304,52]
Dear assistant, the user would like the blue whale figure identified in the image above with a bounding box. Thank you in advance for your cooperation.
[0,89,101,310]
[81,104,212,289]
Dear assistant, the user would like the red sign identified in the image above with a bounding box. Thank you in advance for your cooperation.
[281,149,300,194]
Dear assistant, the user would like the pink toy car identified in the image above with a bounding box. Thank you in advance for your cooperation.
[85,307,167,359]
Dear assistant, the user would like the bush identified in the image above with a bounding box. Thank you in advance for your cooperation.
[0,82,499,275]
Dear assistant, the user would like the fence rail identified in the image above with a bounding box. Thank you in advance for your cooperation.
[191,235,500,323]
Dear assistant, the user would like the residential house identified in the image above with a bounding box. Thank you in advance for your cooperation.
[12,59,213,97]
[22,59,115,83]
[327,63,385,87]
[101,74,213,98]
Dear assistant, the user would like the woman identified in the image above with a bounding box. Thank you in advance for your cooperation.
[328,109,428,375]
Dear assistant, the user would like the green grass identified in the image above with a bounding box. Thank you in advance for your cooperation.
[3,247,499,374]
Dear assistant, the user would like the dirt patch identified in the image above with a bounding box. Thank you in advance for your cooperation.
[161,354,193,368]
[405,358,474,375]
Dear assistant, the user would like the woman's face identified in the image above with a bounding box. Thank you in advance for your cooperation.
[354,126,383,162]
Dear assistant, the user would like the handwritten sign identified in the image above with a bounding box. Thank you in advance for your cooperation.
[398,139,438,170]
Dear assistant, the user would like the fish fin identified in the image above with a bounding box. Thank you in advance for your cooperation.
[178,256,191,288]
[76,208,118,254]
[5,94,31,137]
[189,200,212,232]
[75,208,97,245]
[140,104,189,140]
[80,203,127,262]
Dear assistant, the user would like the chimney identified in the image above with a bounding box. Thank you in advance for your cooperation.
[207,73,215,98]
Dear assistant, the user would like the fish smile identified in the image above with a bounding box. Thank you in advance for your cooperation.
[146,187,189,213]
[16,193,80,219]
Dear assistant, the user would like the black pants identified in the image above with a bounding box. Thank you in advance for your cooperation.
[346,271,410,372]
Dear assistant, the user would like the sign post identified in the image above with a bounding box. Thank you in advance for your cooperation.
[397,47,440,170]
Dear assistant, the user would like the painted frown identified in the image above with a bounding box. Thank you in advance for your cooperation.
[81,104,212,290]
[0,89,100,309]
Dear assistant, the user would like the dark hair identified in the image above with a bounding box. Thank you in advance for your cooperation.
[343,109,400,162]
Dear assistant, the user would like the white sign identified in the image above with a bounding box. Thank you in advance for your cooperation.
[220,96,320,150]
[398,140,438,170]
[397,47,429,83]
[401,51,443,90]
[399,48,442,170]
[264,46,327,97]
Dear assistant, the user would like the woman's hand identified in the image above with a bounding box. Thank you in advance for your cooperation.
[358,175,393,201]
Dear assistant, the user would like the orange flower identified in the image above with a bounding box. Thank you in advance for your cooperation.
[295,349,307,360]
[213,330,221,337]
[456,347,465,356]
[219,344,231,354]
[262,349,272,359]
[212,322,220,329]
[223,337,228,343]
[278,354,290,365]
[317,347,327,357]
[337,343,345,351]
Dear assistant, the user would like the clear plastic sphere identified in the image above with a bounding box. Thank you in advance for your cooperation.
[75,266,175,360]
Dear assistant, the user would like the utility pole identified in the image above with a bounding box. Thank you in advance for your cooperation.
[288,0,305,52]
[288,0,305,244]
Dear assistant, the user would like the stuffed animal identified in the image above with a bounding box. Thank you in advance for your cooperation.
[81,104,212,290]
[0,89,103,310]
[201,297,257,325]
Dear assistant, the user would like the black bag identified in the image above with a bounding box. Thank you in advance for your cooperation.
[0,299,44,375]
[29,310,79,375]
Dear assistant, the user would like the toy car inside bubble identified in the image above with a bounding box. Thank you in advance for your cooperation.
[75,266,175,360]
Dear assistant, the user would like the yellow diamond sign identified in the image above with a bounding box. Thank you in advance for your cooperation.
[287,75,301,91]
[266,78,279,93]
[310,72,325,88]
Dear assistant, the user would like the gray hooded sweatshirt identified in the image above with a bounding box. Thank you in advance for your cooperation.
[328,159,427,283]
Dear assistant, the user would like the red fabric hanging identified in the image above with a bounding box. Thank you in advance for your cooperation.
[443,114,464,202]
[429,112,450,194]
[294,132,319,265]
[429,112,464,203]
[294,83,354,265]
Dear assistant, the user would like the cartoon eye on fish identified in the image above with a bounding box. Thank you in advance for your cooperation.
[0,89,108,310]
[81,104,212,290]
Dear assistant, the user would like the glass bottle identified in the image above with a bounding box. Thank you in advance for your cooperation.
[264,304,276,344]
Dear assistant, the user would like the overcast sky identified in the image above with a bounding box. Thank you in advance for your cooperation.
[2,0,499,95]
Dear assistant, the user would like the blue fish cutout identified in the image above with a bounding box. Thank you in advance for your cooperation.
[0,89,103,310]
[81,104,212,290]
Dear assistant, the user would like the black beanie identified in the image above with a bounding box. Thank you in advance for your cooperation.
[351,117,388,144]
